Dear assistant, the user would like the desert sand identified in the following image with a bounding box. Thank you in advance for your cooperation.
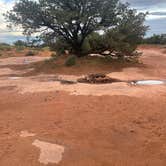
[0,46,166,166]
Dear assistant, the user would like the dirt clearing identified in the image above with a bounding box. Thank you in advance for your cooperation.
[0,45,166,166]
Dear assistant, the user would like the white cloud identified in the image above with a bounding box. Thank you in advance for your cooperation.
[147,15,166,20]
[0,0,14,31]
[0,0,166,43]
[0,0,24,43]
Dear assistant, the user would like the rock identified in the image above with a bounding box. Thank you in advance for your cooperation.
[101,50,110,55]
[88,54,105,58]
[65,50,69,55]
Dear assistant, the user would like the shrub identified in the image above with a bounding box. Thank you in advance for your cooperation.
[25,50,36,56]
[14,40,27,47]
[143,34,166,45]
[81,39,91,55]
[51,38,71,55]
[104,26,142,56]
[0,43,12,51]
[65,55,76,66]
[16,46,24,52]
[80,33,106,55]
[41,47,50,51]
[51,52,57,57]
[87,32,105,53]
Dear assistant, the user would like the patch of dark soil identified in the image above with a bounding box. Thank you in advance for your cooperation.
[0,86,17,91]
[60,80,77,84]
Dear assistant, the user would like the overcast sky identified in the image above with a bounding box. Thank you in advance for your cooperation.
[0,0,166,43]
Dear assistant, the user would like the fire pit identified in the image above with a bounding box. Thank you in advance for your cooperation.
[77,74,122,84]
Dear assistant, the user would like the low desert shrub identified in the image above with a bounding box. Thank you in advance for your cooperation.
[87,32,105,53]
[14,40,27,47]
[65,55,76,66]
[51,52,57,58]
[51,38,71,55]
[0,43,12,51]
[25,50,36,56]
[143,34,166,45]
[81,39,91,55]
[16,46,24,52]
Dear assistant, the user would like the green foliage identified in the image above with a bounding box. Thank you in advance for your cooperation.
[80,9,147,56]
[52,38,71,55]
[143,34,166,45]
[104,29,136,55]
[65,55,76,67]
[87,33,105,53]
[103,9,148,56]
[6,0,147,56]
[41,47,50,51]
[0,43,12,51]
[80,33,106,54]
[14,40,27,47]
[81,39,91,55]
[5,0,147,55]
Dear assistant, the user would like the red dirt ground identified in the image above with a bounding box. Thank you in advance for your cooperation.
[0,45,166,166]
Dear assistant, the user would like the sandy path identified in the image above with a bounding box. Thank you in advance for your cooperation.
[0,47,166,166]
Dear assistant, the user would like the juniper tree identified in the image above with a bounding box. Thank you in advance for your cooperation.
[5,0,147,55]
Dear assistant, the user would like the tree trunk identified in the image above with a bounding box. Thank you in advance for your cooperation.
[71,40,85,57]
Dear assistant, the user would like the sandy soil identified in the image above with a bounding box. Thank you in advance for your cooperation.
[0,46,166,166]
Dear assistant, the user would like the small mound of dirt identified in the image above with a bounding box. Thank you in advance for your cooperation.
[77,73,122,84]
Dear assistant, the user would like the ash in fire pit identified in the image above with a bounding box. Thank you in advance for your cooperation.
[77,74,122,84]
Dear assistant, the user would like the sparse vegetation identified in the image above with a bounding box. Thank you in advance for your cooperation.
[0,43,12,51]
[52,38,71,55]
[143,34,166,45]
[51,52,57,58]
[25,50,37,56]
[65,55,76,67]
[14,40,27,47]
[16,46,24,52]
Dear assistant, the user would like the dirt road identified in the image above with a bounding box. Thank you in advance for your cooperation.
[0,46,166,166]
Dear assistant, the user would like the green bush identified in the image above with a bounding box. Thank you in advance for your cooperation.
[88,32,105,53]
[81,39,91,55]
[65,55,76,66]
[0,43,12,51]
[80,9,147,57]
[103,26,142,56]
[51,38,71,55]
[104,9,147,56]
[80,33,106,55]
[143,34,166,45]
[14,40,27,47]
